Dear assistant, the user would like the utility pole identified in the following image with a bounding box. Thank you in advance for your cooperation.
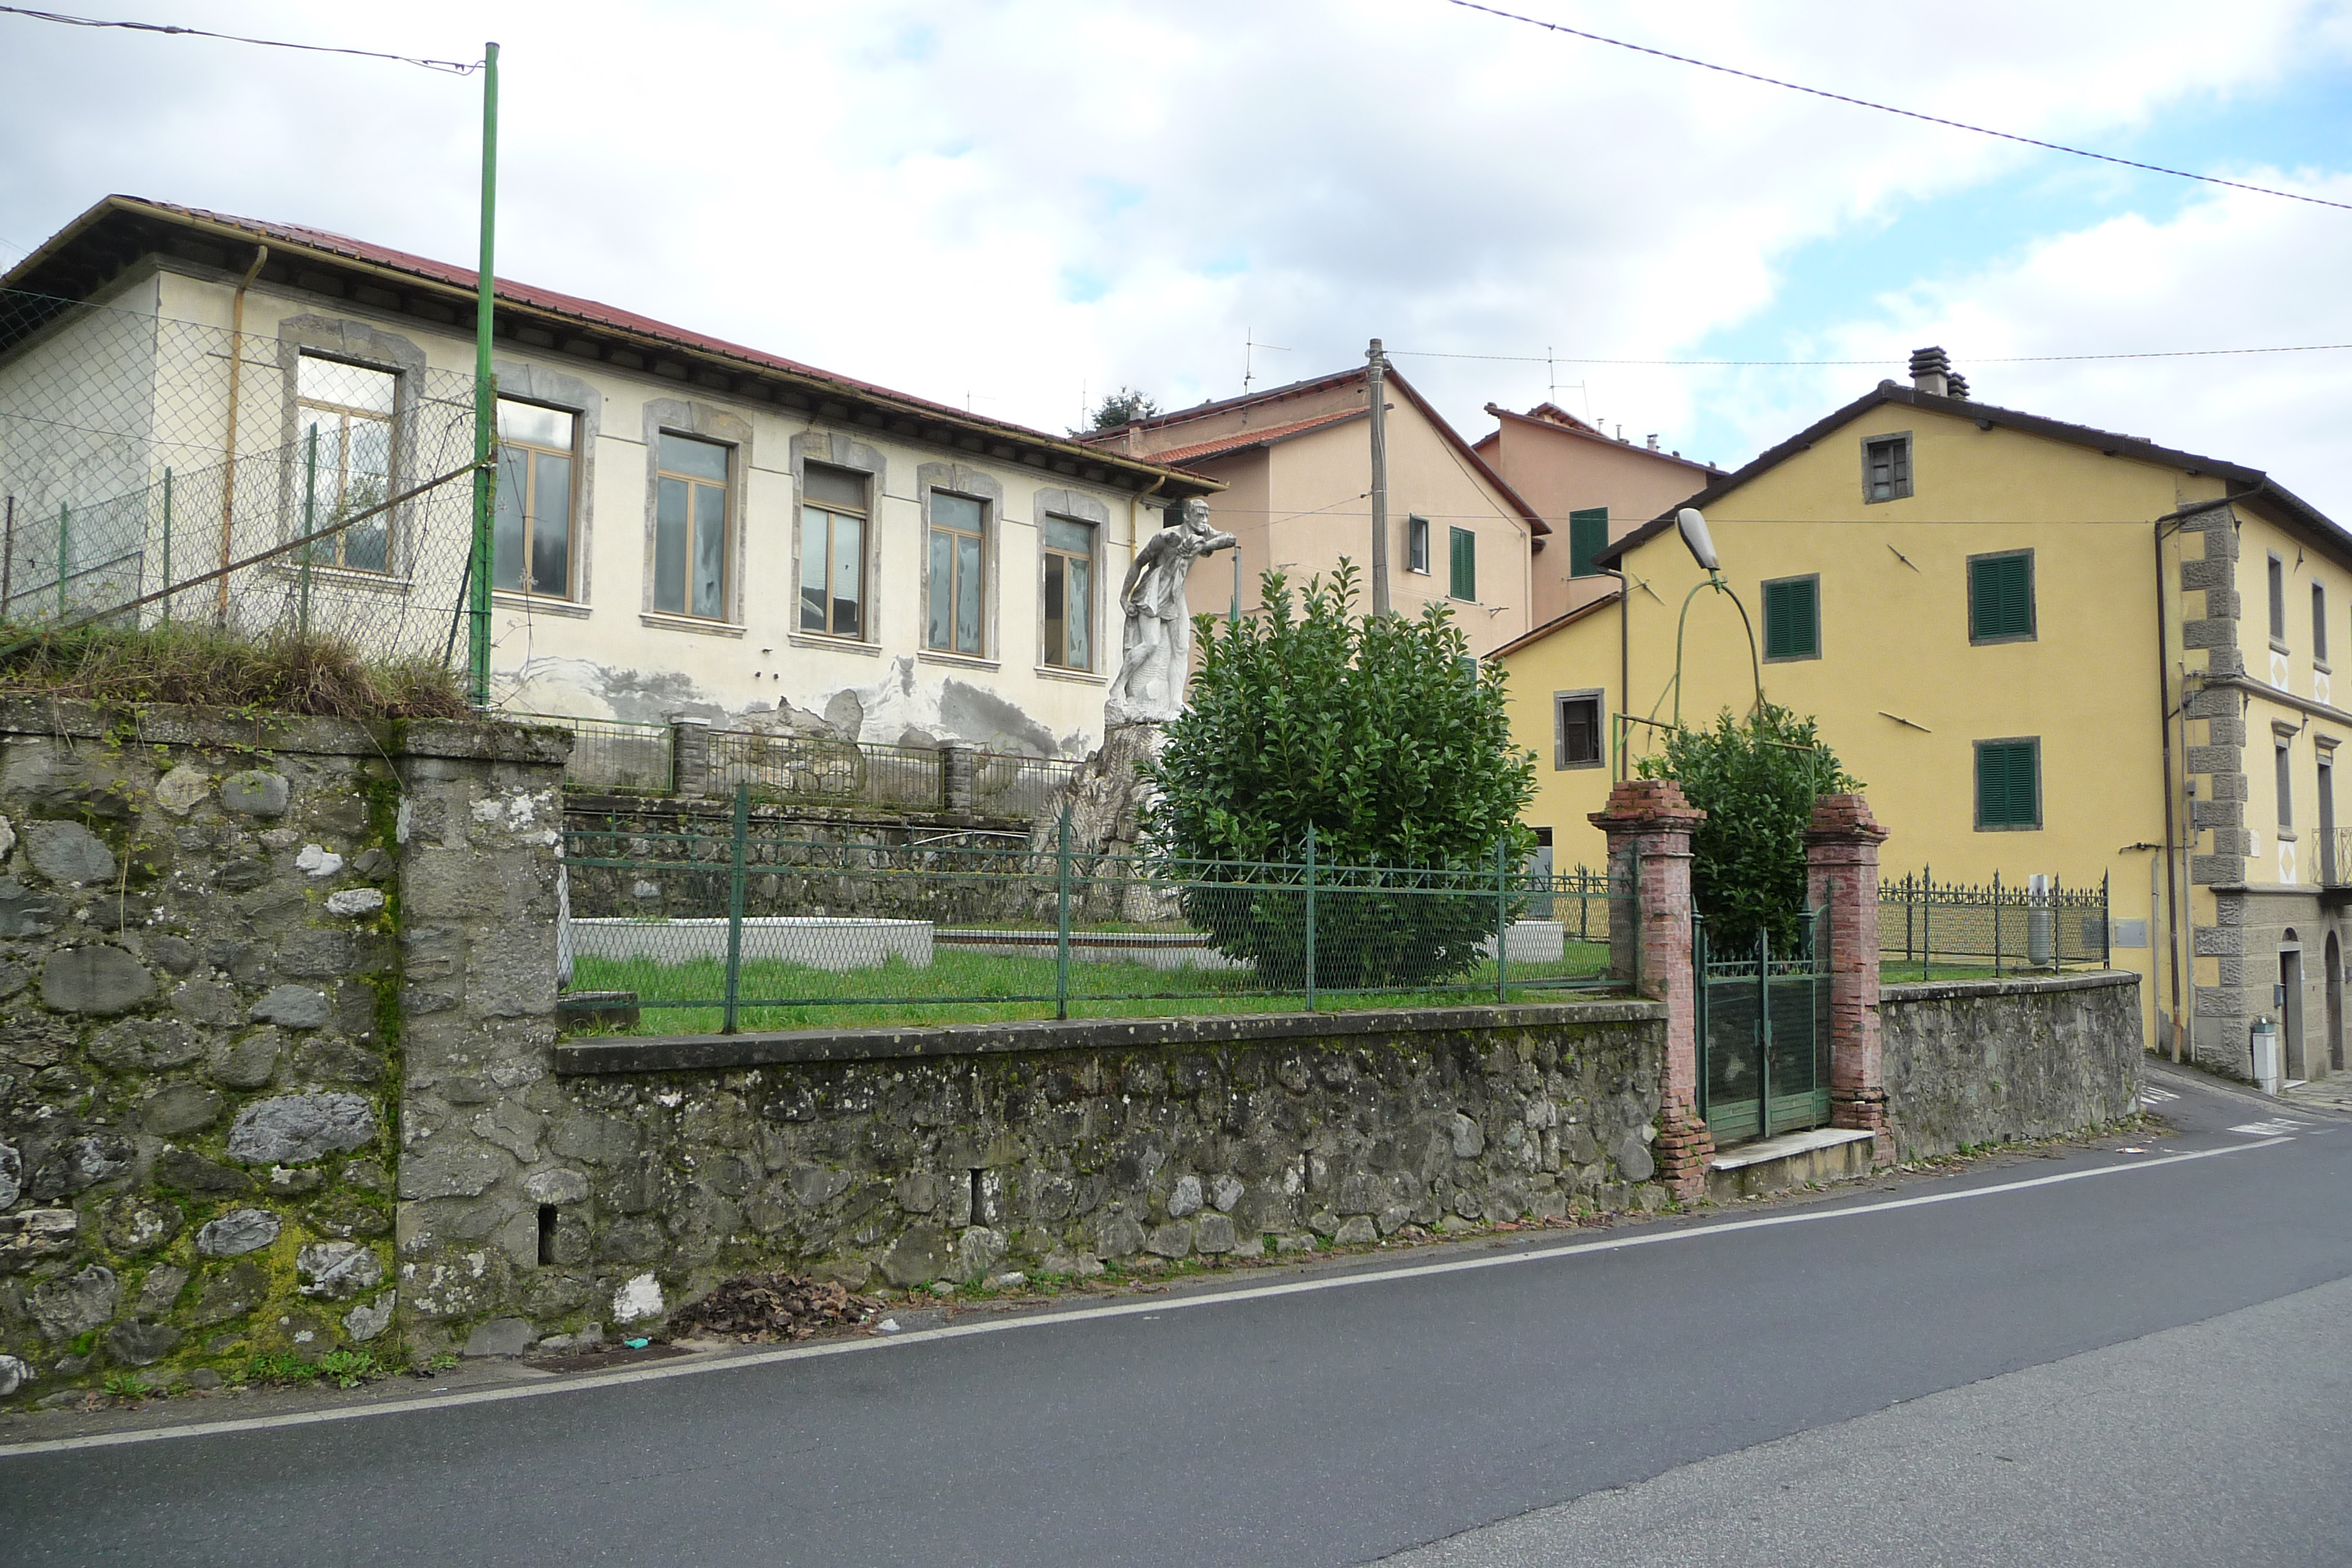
[467,40,501,709]
[1367,336,1389,616]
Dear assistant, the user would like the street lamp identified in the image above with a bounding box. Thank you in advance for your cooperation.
[1663,507,1764,731]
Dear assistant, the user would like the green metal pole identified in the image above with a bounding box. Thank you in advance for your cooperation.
[56,502,68,619]
[722,781,747,1034]
[1992,869,2002,977]
[1055,803,1072,1022]
[1304,825,1318,1012]
[160,467,173,620]
[1757,924,1773,1138]
[299,424,317,638]
[1496,835,1510,1003]
[468,40,501,708]
[1922,863,1931,982]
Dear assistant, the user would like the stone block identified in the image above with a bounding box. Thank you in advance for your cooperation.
[189,1261,267,1327]
[134,1263,190,1316]
[154,1150,250,1195]
[1145,1221,1195,1258]
[220,771,290,818]
[30,1265,118,1341]
[40,946,154,1014]
[250,985,330,1030]
[1210,1173,1245,1213]
[398,1140,511,1200]
[293,1036,385,1085]
[22,820,116,885]
[522,1167,590,1206]
[88,1018,203,1072]
[154,764,211,815]
[881,1224,950,1286]
[1195,1213,1237,1253]
[195,1208,282,1257]
[463,1317,535,1357]
[296,1242,385,1300]
[227,1093,376,1164]
[0,876,61,939]
[1167,1174,1203,1218]
[1333,1215,1379,1246]
[107,1322,181,1367]
[138,1084,224,1136]
[173,980,246,1028]
[342,1291,395,1342]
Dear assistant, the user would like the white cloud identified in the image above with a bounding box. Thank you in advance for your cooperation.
[1,0,2345,489]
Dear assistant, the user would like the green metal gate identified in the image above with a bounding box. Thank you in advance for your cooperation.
[1694,906,1832,1146]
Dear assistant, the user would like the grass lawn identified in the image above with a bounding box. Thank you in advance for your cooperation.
[567,941,1618,1033]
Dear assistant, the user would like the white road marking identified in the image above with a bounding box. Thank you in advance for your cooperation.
[2139,1087,2180,1105]
[2230,1120,2308,1137]
[0,1134,2292,1459]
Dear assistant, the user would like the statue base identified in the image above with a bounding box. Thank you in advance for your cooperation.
[1035,721,1177,924]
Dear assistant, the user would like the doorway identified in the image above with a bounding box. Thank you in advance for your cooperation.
[2329,934,2344,1074]
[2281,941,2307,1081]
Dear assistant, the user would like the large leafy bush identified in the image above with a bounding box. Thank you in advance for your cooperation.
[1637,702,1857,952]
[1148,565,1536,987]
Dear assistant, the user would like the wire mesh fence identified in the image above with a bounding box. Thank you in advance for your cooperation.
[0,286,481,665]
[1877,868,2111,979]
[560,787,1630,1032]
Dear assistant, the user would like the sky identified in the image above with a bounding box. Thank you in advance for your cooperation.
[4,0,2349,516]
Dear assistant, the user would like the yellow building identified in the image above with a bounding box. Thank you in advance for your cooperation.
[1494,349,2350,1078]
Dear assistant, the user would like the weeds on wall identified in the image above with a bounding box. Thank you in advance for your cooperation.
[0,620,469,718]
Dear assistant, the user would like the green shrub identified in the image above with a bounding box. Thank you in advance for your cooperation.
[1150,564,1535,988]
[1638,702,1857,952]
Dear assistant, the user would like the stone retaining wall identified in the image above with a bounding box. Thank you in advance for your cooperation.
[418,1003,1669,1351]
[0,699,568,1405]
[1881,971,2142,1161]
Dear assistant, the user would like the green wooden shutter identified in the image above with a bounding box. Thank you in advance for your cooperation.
[1977,741,2039,827]
[1450,526,1476,600]
[1765,579,1818,659]
[1971,554,2034,640]
[1568,508,1608,579]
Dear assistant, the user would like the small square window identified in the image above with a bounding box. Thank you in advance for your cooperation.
[1968,550,2035,644]
[1975,738,2041,830]
[1568,508,1609,579]
[1449,526,1477,601]
[1762,574,1820,661]
[1862,434,1912,503]
[1555,689,1604,769]
[1406,515,1430,574]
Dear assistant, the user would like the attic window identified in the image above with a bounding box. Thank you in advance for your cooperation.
[1863,434,1912,503]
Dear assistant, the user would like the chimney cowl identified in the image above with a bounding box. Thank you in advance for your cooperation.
[1945,371,1971,401]
[1908,345,1952,397]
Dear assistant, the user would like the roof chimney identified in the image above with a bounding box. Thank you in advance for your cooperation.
[1645,433,1659,450]
[1908,345,1951,398]
[1945,371,1971,401]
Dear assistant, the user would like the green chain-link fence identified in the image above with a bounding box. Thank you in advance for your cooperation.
[1,287,481,662]
[560,787,1632,1032]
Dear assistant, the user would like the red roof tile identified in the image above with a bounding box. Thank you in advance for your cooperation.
[1148,408,1366,464]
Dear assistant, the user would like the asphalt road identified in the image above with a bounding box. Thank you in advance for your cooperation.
[5,1063,2349,1568]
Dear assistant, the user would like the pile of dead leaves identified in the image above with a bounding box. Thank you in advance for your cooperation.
[665,1273,884,1343]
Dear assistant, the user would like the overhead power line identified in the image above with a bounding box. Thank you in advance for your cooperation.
[0,5,478,72]
[1391,343,2352,368]
[1440,0,2352,215]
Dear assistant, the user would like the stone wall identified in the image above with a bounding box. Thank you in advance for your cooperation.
[563,794,1036,926]
[0,699,568,1405]
[1881,971,2141,1161]
[429,1003,1668,1350]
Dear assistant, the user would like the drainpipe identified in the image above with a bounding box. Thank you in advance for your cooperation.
[216,243,268,623]
[2154,514,2188,1061]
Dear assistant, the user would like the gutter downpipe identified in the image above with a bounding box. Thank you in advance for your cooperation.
[2155,514,2187,1063]
[216,244,268,623]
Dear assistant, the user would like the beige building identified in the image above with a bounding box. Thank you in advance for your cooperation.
[1,196,1220,757]
[1081,368,1547,652]
[1471,403,1720,625]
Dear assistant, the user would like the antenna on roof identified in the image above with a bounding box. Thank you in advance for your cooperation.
[1244,329,1291,393]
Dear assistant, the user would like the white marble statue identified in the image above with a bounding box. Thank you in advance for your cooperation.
[1102,498,1237,728]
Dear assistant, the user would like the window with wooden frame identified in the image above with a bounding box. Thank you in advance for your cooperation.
[1862,434,1912,503]
[1449,525,1476,601]
[1041,515,1096,670]
[1407,515,1430,574]
[1974,738,2041,830]
[1762,573,1820,661]
[926,490,987,656]
[493,399,577,598]
[1554,689,1604,769]
[797,462,869,638]
[653,432,730,620]
[1968,550,2035,644]
[1569,508,1609,579]
[294,354,397,573]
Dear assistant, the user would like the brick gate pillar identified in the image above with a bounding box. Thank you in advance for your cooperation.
[1806,793,1892,1164]
[1591,779,1711,1200]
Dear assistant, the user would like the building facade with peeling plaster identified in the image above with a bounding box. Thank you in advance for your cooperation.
[2,197,1224,758]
